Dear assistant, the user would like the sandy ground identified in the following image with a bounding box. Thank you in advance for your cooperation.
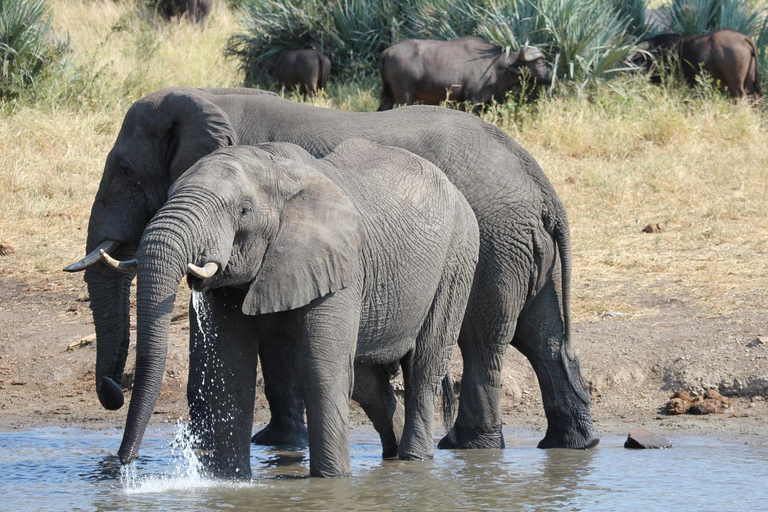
[1,273,767,445]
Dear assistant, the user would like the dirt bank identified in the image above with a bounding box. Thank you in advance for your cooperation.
[1,274,766,442]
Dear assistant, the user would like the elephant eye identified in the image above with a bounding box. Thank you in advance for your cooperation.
[240,204,253,217]
[119,166,133,178]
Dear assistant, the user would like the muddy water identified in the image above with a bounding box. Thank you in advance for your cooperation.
[1,426,766,511]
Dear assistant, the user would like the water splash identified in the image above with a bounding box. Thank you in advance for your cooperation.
[120,422,248,494]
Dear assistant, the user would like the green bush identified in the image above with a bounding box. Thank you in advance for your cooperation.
[226,0,768,94]
[657,0,765,36]
[228,0,645,86]
[0,0,66,98]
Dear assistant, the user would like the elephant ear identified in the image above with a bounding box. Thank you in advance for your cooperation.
[155,90,239,180]
[242,162,364,315]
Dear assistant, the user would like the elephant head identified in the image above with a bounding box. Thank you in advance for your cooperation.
[63,88,238,411]
[116,146,363,464]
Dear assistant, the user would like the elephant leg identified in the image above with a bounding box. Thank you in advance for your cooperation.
[251,342,308,446]
[296,289,359,477]
[352,363,400,459]
[187,288,258,479]
[438,318,510,450]
[511,279,599,449]
[402,239,475,459]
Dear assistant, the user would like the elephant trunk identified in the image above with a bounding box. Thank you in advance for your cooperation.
[118,219,194,464]
[86,264,132,410]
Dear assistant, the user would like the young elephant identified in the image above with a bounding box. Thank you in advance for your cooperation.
[273,49,331,96]
[118,140,479,477]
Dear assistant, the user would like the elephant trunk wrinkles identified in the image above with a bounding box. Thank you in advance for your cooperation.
[85,244,132,411]
[119,220,194,464]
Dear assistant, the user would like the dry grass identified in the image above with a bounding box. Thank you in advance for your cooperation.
[1,1,766,319]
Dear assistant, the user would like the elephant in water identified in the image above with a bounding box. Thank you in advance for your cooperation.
[64,87,598,464]
[112,141,478,477]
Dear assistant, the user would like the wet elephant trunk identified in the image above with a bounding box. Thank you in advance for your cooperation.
[118,222,192,464]
[85,264,132,410]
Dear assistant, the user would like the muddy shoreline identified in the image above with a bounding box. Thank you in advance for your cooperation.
[1,275,766,444]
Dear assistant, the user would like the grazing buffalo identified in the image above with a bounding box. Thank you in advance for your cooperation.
[273,49,331,96]
[635,29,761,98]
[156,0,211,24]
[378,36,552,111]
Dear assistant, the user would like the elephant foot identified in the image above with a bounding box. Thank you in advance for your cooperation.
[382,444,399,459]
[539,410,600,450]
[437,423,505,450]
[537,420,600,450]
[251,419,309,447]
[399,452,433,461]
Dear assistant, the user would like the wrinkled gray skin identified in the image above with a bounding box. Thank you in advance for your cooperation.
[65,87,598,467]
[634,30,761,98]
[129,142,478,477]
[156,0,211,24]
[378,36,552,112]
[273,49,331,96]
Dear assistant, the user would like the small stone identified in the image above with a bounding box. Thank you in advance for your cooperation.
[0,242,15,256]
[625,428,672,449]
[601,310,626,318]
[746,337,766,348]
[642,223,665,234]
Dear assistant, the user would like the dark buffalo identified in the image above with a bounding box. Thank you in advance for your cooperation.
[156,0,211,24]
[378,36,552,111]
[273,49,331,96]
[635,29,761,98]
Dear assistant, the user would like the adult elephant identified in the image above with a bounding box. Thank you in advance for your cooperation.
[378,37,552,111]
[65,87,598,460]
[634,30,761,98]
[114,141,477,476]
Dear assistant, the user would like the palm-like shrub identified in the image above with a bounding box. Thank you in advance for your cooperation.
[0,0,64,98]
[657,0,765,37]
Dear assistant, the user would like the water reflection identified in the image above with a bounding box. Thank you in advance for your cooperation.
[1,426,767,511]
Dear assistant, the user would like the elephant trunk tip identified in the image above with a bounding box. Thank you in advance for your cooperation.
[98,376,125,410]
[118,446,138,465]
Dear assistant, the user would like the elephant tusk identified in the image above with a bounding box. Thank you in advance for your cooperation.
[100,250,138,276]
[187,262,219,279]
[63,240,120,272]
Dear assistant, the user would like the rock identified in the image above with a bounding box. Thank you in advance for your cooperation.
[0,242,15,256]
[642,223,665,234]
[666,397,690,415]
[624,428,672,449]
[689,398,725,415]
[746,337,766,348]
[601,310,626,318]
[671,390,692,402]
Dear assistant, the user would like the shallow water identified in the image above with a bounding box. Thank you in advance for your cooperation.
[0,425,766,511]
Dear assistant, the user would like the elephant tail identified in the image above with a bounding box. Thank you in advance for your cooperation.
[555,214,591,405]
[747,37,762,97]
[441,371,457,433]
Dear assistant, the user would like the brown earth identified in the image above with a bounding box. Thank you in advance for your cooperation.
[1,274,767,443]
